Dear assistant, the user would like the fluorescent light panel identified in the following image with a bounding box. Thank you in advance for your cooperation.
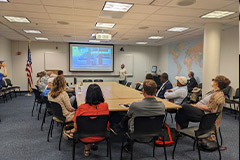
[95,22,115,28]
[136,42,147,45]
[148,36,164,40]
[35,37,48,40]
[89,40,100,43]
[0,0,9,2]
[3,16,30,23]
[201,10,235,18]
[168,27,189,32]
[103,1,133,12]
[24,30,41,34]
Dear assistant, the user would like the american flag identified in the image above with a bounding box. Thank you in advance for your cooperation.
[25,42,33,92]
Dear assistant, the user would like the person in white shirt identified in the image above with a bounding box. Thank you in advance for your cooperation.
[164,76,188,105]
[119,64,127,85]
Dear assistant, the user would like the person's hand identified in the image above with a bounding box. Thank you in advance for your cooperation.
[191,104,197,107]
[2,62,6,67]
[166,89,172,92]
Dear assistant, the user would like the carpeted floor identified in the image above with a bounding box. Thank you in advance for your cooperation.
[0,95,239,160]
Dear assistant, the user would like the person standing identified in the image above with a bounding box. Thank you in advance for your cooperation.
[187,71,198,92]
[119,64,127,85]
[0,61,7,89]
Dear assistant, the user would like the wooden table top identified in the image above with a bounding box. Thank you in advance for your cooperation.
[75,82,181,112]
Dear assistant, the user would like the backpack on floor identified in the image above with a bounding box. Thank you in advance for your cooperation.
[155,122,175,146]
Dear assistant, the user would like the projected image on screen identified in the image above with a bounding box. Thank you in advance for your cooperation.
[70,44,114,72]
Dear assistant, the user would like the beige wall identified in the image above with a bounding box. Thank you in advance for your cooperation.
[0,36,12,79]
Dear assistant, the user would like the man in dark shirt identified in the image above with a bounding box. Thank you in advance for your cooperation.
[0,61,7,89]
[156,73,173,99]
[187,71,198,92]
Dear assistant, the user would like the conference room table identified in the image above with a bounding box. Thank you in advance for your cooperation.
[75,82,181,112]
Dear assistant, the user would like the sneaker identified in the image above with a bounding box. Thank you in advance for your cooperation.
[62,132,69,140]
[124,144,132,153]
[110,124,121,135]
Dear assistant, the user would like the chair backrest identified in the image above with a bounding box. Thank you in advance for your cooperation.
[126,82,132,87]
[49,101,66,122]
[180,96,190,105]
[75,115,109,138]
[198,83,202,89]
[234,88,239,99]
[35,85,40,90]
[222,86,231,98]
[4,78,12,87]
[135,83,141,90]
[32,88,42,100]
[94,79,103,82]
[83,79,93,82]
[195,112,220,137]
[1,80,7,88]
[132,115,165,139]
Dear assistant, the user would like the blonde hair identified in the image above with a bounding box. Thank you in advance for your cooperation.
[49,76,66,98]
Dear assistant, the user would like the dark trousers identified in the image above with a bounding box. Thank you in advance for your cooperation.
[175,104,205,129]
[119,80,126,85]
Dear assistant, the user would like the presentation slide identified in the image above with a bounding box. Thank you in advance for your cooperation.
[69,43,114,72]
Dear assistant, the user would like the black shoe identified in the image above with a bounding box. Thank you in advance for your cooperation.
[124,144,132,153]
[91,143,98,151]
[110,124,121,135]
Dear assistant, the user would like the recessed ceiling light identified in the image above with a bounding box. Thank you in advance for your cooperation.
[89,40,101,43]
[57,21,69,25]
[103,1,133,12]
[24,30,41,34]
[136,42,147,45]
[201,11,235,19]
[167,27,189,32]
[148,36,164,40]
[35,37,48,41]
[0,0,9,2]
[95,22,115,29]
[3,16,31,23]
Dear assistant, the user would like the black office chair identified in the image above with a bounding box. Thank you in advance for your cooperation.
[135,83,141,91]
[47,101,73,150]
[226,88,239,119]
[172,112,221,160]
[72,115,111,160]
[83,79,93,82]
[120,115,167,160]
[4,78,21,96]
[126,82,132,87]
[32,88,45,120]
[165,96,190,123]
[1,79,12,100]
[41,97,52,131]
[223,86,232,108]
[94,79,103,82]
[0,89,7,103]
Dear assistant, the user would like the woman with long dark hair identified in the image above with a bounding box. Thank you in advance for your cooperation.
[65,84,109,156]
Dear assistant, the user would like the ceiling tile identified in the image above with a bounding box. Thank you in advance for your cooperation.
[128,4,161,14]
[73,0,104,10]
[147,15,194,22]
[74,9,100,17]
[109,0,154,5]
[41,0,74,8]
[9,0,42,5]
[45,6,74,15]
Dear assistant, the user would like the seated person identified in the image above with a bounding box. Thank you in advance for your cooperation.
[164,76,188,105]
[36,71,49,92]
[41,77,54,97]
[156,73,173,99]
[135,73,153,90]
[58,70,64,76]
[48,76,76,122]
[65,84,109,157]
[175,75,231,132]
[111,80,165,151]
[187,71,198,92]
[0,61,7,89]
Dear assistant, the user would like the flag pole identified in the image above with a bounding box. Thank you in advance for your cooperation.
[25,40,32,97]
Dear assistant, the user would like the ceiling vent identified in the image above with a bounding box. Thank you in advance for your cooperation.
[177,0,196,6]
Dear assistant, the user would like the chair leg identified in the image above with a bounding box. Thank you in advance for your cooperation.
[107,139,109,157]
[120,135,126,160]
[215,131,222,160]
[172,136,179,159]
[130,140,133,160]
[193,140,196,151]
[59,123,65,151]
[109,139,112,160]
[153,140,155,157]
[47,119,53,142]
[51,121,54,137]
[196,138,201,160]
[163,136,167,160]
[219,127,223,146]
[37,103,42,120]
[41,107,47,131]
[32,100,36,116]
[72,140,76,160]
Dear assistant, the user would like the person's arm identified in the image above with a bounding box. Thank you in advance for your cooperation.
[62,92,75,112]
[164,89,180,99]
[191,104,210,111]
[125,70,128,78]
[127,102,135,118]
[2,62,7,77]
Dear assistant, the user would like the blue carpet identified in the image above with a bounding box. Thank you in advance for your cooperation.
[0,96,238,160]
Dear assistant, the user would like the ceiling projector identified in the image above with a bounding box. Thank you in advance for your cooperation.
[96,33,112,40]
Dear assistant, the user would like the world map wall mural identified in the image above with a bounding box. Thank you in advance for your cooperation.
[168,37,203,83]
